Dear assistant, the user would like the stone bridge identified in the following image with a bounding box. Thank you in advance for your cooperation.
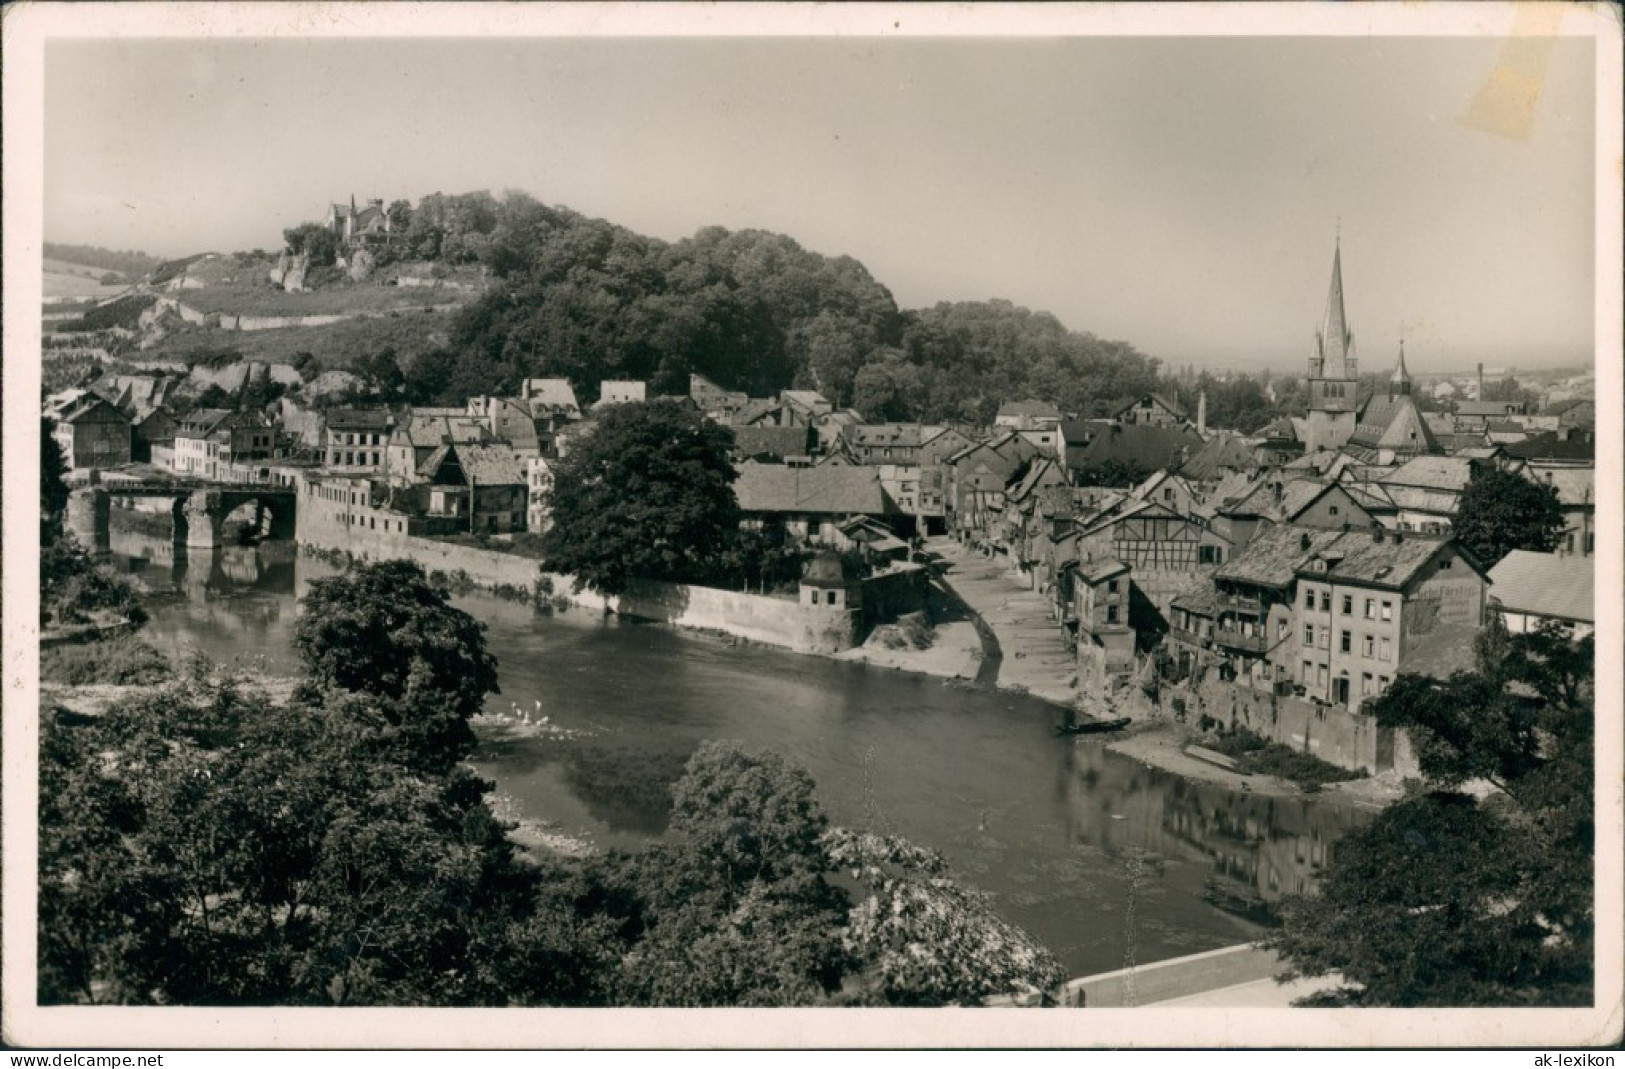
[68,483,297,552]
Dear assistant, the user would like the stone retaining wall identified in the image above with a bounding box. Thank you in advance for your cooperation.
[297,498,861,654]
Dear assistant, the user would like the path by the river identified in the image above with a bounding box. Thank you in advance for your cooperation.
[929,537,1081,708]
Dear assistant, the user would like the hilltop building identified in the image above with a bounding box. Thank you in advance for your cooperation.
[324,195,391,247]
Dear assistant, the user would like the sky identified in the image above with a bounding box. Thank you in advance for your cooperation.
[35,10,1604,374]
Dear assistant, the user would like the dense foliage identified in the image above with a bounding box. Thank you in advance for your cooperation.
[1267,621,1594,1006]
[281,223,339,268]
[1453,467,1566,569]
[359,190,1164,422]
[540,400,742,597]
[292,560,499,773]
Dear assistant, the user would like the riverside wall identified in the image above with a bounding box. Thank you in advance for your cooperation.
[1160,670,1418,777]
[296,495,862,654]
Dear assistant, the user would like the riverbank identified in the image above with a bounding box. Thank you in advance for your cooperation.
[927,537,1081,707]
[1104,720,1406,807]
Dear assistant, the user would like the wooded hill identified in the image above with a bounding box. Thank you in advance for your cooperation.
[304,190,1163,422]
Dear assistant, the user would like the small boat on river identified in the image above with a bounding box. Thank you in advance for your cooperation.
[1057,716,1132,736]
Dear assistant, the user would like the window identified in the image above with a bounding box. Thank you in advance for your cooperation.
[1365,598,1375,619]
[1107,579,1119,594]
[1304,588,1315,607]
[826,590,837,606]
[1163,488,1174,501]
[1378,637,1391,662]
[1277,618,1289,636]
[1304,624,1315,647]
[1342,595,1353,615]
[1361,672,1374,695]
[1439,559,1452,571]
[1585,532,1595,554]
[1319,630,1330,650]
[1379,675,1390,689]
[1340,630,1352,653]
[1303,660,1313,682]
[1329,505,1340,516]
[1320,592,1331,612]
[1363,634,1375,658]
[1106,605,1119,624]
[1380,600,1393,621]
[1317,664,1329,687]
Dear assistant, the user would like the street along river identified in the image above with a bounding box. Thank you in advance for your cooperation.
[110,531,1374,978]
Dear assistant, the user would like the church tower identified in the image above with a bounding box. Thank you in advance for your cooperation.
[1301,238,1360,453]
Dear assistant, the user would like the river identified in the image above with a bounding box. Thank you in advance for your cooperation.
[109,528,1374,978]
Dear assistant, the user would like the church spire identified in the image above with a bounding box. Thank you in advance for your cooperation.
[1314,238,1355,378]
[1390,340,1411,396]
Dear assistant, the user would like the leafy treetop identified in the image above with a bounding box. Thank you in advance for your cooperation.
[540,399,740,597]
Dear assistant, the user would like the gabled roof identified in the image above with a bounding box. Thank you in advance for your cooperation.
[457,442,527,485]
[1060,418,1113,446]
[1070,423,1202,473]
[52,393,130,425]
[1379,456,1476,493]
[324,407,393,432]
[1221,477,1343,524]
[1079,558,1130,584]
[843,422,926,449]
[1257,416,1299,442]
[1455,400,1523,417]
[1115,393,1186,421]
[997,399,1063,420]
[1487,550,1594,624]
[731,424,813,460]
[1531,467,1593,508]
[1177,432,1261,481]
[1293,529,1472,590]
[177,408,236,436]
[1215,524,1349,589]
[522,378,580,414]
[1504,432,1594,462]
[734,463,898,516]
[1347,392,1442,455]
[396,412,491,449]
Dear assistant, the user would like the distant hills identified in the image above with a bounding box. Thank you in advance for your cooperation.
[43,242,161,281]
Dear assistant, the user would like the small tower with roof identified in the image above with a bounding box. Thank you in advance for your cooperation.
[800,549,861,610]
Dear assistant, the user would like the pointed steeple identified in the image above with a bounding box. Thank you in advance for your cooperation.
[1390,340,1411,396]
[1314,238,1355,378]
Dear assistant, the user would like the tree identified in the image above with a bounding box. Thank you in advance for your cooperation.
[598,742,852,1006]
[540,399,740,597]
[283,223,338,268]
[577,742,1066,1007]
[825,828,1066,1005]
[353,347,406,402]
[292,560,499,772]
[42,417,70,545]
[38,674,602,1006]
[1453,467,1565,568]
[1267,621,1594,1006]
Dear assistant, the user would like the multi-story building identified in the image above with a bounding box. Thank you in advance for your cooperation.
[48,393,132,471]
[321,408,393,472]
[1181,522,1487,709]
[173,409,275,480]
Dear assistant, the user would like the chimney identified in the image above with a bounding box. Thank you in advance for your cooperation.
[1477,362,1485,401]
[1197,390,1208,436]
[1373,527,1385,544]
[1299,532,1312,551]
[1393,531,1403,544]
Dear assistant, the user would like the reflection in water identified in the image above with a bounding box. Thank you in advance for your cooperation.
[130,539,1375,976]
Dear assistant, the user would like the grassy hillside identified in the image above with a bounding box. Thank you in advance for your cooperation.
[139,308,461,369]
